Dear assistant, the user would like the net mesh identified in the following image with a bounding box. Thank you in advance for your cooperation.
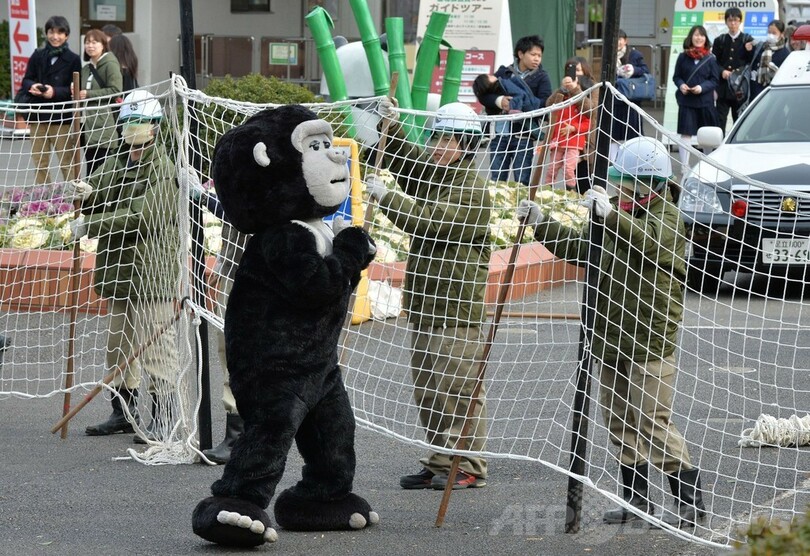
[1,75,809,546]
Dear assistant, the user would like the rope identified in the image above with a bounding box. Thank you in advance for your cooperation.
[739,414,810,448]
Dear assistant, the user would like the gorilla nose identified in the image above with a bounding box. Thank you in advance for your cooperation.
[327,149,348,164]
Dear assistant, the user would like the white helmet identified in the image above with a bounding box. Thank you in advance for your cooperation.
[609,136,672,194]
[118,89,163,122]
[432,102,482,136]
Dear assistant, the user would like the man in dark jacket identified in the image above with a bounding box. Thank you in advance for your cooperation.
[476,35,552,186]
[712,7,755,133]
[19,15,82,186]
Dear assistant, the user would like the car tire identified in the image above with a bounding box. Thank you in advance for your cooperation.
[686,262,723,294]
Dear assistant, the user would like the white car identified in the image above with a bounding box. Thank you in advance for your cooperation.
[678,48,810,291]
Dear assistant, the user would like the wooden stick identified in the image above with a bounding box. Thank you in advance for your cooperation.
[51,300,187,435]
[363,72,399,231]
[57,71,84,439]
[435,171,548,527]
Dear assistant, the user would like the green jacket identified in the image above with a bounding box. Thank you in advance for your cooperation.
[82,142,180,301]
[534,190,686,362]
[81,52,122,147]
[377,126,491,328]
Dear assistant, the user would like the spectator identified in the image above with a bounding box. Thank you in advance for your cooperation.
[101,24,123,42]
[712,7,755,133]
[518,137,706,529]
[571,56,598,194]
[672,25,719,170]
[749,20,789,101]
[107,34,140,93]
[786,24,808,51]
[184,175,248,464]
[608,30,651,162]
[71,90,180,445]
[366,99,491,490]
[18,15,82,186]
[74,29,123,175]
[475,35,552,186]
[544,58,593,193]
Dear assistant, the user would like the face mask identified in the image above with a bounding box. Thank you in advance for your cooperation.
[767,33,778,44]
[122,123,154,146]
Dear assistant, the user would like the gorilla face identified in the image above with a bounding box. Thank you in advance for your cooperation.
[291,119,350,209]
[213,105,350,233]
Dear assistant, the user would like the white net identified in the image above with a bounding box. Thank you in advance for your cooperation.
[0,79,201,464]
[2,75,809,546]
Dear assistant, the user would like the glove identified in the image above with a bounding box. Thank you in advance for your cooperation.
[378,96,398,121]
[178,166,205,202]
[331,215,352,235]
[68,217,88,242]
[365,173,389,202]
[516,200,545,226]
[70,179,93,202]
[585,185,613,220]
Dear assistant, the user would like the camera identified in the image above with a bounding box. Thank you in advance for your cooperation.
[37,84,48,92]
[564,63,577,80]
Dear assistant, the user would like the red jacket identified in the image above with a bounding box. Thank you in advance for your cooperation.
[550,103,590,150]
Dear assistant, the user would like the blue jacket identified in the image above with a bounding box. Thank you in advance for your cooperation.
[673,52,720,109]
[621,48,650,77]
[499,74,543,112]
[477,63,552,115]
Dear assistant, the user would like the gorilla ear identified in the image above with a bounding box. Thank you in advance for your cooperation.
[290,119,333,153]
[253,142,270,167]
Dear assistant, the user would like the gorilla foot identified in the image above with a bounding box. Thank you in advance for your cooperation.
[274,488,380,531]
[192,496,278,547]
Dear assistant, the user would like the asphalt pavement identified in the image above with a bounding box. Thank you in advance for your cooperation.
[1,391,723,556]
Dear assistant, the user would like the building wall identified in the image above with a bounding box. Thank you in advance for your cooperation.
[29,0,384,87]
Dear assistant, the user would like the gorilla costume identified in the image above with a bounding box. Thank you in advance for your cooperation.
[192,105,379,547]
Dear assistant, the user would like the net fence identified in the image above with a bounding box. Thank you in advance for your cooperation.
[1,75,808,546]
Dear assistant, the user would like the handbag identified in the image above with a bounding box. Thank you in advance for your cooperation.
[616,73,656,101]
[13,88,36,105]
[728,42,764,103]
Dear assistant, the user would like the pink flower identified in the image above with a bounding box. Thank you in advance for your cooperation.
[19,200,53,216]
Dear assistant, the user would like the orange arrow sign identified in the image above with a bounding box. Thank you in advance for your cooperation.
[13,21,30,54]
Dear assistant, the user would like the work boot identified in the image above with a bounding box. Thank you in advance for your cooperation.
[201,413,243,464]
[603,463,653,524]
[134,392,174,444]
[662,468,706,528]
[85,388,139,436]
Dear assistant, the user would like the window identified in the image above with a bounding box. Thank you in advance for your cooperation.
[80,0,134,34]
[231,0,272,13]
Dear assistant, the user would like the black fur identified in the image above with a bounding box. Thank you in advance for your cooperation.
[192,105,378,547]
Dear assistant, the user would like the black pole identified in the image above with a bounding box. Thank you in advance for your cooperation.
[179,0,212,452]
[564,0,621,534]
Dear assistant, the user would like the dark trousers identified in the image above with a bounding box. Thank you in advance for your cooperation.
[715,96,742,134]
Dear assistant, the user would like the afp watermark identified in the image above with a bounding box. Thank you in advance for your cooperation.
[488,495,650,544]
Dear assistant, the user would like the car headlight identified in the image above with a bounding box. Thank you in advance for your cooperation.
[679,178,723,214]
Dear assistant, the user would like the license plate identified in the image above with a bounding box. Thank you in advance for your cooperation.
[761,238,810,264]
